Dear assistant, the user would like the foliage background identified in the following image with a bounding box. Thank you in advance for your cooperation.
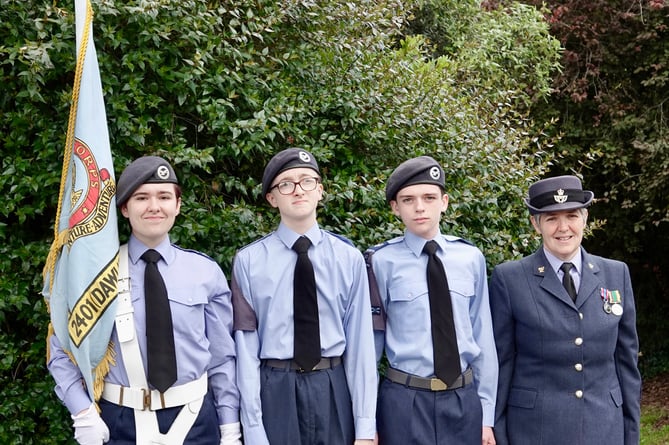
[0,0,665,442]
[517,0,669,373]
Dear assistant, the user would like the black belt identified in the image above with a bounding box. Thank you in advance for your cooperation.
[385,367,473,391]
[262,356,342,373]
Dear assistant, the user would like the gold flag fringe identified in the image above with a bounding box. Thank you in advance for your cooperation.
[93,342,116,403]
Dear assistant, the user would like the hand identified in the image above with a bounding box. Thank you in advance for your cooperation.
[482,426,496,445]
[220,422,243,445]
[71,403,110,445]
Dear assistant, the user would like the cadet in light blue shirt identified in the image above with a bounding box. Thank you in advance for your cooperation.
[232,148,377,445]
[48,156,241,444]
[366,156,498,445]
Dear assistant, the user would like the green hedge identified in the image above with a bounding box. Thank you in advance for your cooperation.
[0,0,560,441]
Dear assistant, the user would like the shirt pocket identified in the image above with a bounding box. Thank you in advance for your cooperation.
[388,280,428,303]
[387,281,429,332]
[167,287,208,306]
[167,287,208,337]
[447,278,474,299]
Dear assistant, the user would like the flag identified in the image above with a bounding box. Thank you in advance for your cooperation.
[43,0,119,403]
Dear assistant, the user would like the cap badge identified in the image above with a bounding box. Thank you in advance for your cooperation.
[299,151,311,163]
[156,165,170,180]
[429,166,441,180]
[553,188,568,204]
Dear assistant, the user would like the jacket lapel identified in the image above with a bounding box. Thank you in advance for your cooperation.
[575,249,600,307]
[530,249,575,307]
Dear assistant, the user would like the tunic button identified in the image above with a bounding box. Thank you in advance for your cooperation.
[574,363,583,372]
[575,390,584,398]
[574,337,583,346]
[579,312,584,320]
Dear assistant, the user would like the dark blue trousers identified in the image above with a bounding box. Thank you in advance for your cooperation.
[99,391,220,445]
[377,378,482,445]
[260,363,354,445]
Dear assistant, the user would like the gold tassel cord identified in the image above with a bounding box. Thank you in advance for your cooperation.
[44,0,94,297]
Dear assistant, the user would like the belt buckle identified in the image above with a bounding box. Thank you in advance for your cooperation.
[430,378,448,391]
[142,388,151,411]
[297,359,321,373]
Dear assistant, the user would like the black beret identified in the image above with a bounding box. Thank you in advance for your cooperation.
[261,148,320,196]
[385,156,445,202]
[116,156,178,206]
[524,175,594,215]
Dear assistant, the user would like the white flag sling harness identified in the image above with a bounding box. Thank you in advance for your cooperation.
[101,244,207,444]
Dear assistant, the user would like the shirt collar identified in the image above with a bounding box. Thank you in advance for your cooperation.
[404,230,446,258]
[277,221,322,249]
[543,247,582,276]
[128,235,174,265]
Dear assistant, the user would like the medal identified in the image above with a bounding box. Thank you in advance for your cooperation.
[600,288,623,316]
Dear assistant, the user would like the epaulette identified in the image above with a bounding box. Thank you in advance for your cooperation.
[171,244,217,262]
[235,231,276,252]
[324,230,355,247]
[365,236,404,254]
[443,234,475,247]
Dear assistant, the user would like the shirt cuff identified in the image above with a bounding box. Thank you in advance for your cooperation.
[354,416,376,440]
[65,390,93,416]
[217,406,240,425]
[240,422,270,445]
[482,403,495,427]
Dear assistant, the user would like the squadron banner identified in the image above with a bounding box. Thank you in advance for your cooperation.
[43,0,119,403]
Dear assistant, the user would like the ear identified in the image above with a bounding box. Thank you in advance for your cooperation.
[175,197,182,216]
[316,182,324,201]
[266,192,279,208]
[390,200,400,216]
[120,204,129,218]
[530,214,541,234]
[441,194,449,212]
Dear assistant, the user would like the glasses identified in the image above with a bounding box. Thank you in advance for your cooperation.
[270,177,320,195]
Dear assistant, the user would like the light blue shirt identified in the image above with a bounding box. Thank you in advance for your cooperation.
[48,235,239,424]
[232,222,377,444]
[368,230,498,426]
[544,248,582,293]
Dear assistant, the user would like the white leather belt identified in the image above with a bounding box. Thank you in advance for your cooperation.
[102,373,207,411]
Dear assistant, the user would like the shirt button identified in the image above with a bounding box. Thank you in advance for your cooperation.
[574,337,583,346]
[575,390,584,398]
[574,363,583,372]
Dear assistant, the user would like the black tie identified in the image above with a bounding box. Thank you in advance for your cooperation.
[292,237,321,370]
[560,262,577,302]
[141,249,177,392]
[423,240,461,385]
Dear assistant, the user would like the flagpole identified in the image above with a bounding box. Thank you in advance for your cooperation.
[46,0,94,294]
[44,0,120,404]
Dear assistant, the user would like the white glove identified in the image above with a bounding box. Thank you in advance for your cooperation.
[220,422,242,445]
[71,403,110,445]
